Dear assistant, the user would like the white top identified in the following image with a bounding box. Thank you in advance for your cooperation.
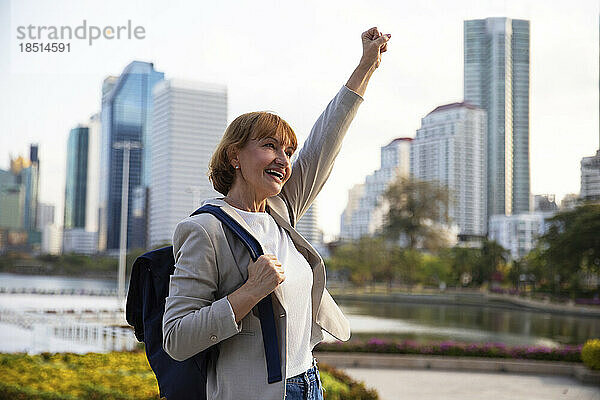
[226,207,314,377]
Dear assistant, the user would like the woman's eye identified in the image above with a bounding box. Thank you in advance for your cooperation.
[265,143,275,149]
[286,152,293,158]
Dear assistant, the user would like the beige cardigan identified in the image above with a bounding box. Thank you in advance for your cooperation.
[162,85,363,400]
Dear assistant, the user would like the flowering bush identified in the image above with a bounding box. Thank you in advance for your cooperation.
[581,339,600,370]
[316,338,583,363]
[0,352,378,400]
[0,352,159,400]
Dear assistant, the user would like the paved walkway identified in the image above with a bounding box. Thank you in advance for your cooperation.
[342,368,600,400]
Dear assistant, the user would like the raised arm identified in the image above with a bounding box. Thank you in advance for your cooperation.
[346,27,391,97]
[279,27,390,222]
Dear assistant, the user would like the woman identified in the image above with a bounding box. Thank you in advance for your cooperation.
[163,27,390,400]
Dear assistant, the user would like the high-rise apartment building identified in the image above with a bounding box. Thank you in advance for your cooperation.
[340,138,412,241]
[296,204,321,245]
[149,79,225,247]
[411,103,487,237]
[464,17,530,217]
[340,183,365,241]
[99,61,164,251]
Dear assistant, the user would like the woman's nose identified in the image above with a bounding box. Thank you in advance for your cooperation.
[275,150,290,167]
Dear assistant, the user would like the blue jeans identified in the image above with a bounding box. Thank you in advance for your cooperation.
[285,358,324,400]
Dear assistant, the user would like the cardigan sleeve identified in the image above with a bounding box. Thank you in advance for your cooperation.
[279,85,363,223]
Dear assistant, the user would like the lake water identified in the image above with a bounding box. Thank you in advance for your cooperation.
[337,299,600,346]
[2,273,599,347]
[0,273,116,292]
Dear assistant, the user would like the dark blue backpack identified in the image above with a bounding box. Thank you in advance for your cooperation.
[126,204,282,400]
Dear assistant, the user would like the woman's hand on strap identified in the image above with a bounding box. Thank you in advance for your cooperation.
[227,255,285,323]
[346,26,391,97]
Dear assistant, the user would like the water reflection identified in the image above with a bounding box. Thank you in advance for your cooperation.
[338,300,600,346]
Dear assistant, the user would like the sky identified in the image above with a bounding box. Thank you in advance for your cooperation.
[0,0,598,241]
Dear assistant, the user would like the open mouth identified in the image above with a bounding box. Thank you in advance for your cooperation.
[265,169,284,182]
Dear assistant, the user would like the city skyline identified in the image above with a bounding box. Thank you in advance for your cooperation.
[0,0,598,240]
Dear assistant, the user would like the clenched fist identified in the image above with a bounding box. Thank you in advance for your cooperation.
[360,27,391,69]
[246,254,286,300]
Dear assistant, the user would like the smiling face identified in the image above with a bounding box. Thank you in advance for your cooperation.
[232,133,295,201]
[218,112,298,210]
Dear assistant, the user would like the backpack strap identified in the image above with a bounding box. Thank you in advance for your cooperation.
[191,204,283,384]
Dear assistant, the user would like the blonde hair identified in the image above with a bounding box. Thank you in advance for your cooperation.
[209,112,297,195]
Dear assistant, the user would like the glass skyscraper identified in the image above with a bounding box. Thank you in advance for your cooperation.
[64,126,89,229]
[464,17,531,218]
[99,61,164,251]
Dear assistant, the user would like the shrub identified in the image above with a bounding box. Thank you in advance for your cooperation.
[0,352,379,400]
[581,339,600,370]
[316,338,583,363]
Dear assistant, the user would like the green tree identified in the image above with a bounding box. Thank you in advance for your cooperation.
[328,237,378,286]
[531,204,600,295]
[439,246,480,286]
[328,236,420,290]
[418,253,452,287]
[382,176,451,251]
[472,240,509,285]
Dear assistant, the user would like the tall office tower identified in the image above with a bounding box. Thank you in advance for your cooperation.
[27,144,39,232]
[97,78,118,252]
[340,138,412,241]
[0,168,24,229]
[64,125,89,229]
[99,61,164,252]
[149,79,226,247]
[86,113,100,233]
[464,17,530,217]
[7,150,39,232]
[296,204,321,245]
[63,117,101,254]
[411,103,487,237]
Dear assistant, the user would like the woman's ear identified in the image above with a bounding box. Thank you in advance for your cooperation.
[226,145,239,169]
